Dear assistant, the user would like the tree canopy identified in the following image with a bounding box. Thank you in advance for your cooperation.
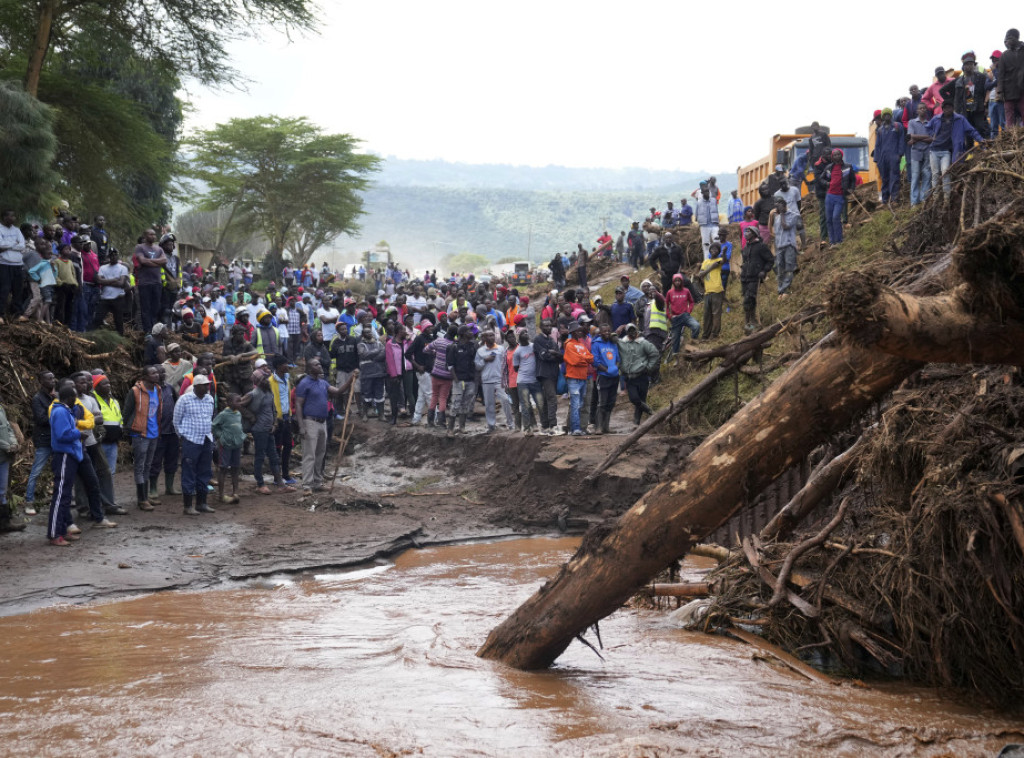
[187,116,381,268]
[0,80,60,215]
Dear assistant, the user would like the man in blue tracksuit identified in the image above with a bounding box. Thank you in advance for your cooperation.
[590,323,620,435]
[873,108,905,204]
[47,385,84,546]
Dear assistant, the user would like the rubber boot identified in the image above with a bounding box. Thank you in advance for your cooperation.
[148,476,162,504]
[183,493,198,516]
[601,412,612,435]
[633,407,642,425]
[592,410,604,435]
[137,483,154,511]
[437,410,446,429]
[196,489,216,514]
[426,410,435,428]
[376,402,386,422]
[458,414,467,434]
[0,503,26,533]
[446,413,456,438]
[164,471,181,495]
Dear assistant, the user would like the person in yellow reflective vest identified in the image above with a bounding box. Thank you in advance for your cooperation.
[252,309,281,359]
[93,375,122,476]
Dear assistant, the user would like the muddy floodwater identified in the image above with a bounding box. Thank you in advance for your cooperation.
[1,537,1020,756]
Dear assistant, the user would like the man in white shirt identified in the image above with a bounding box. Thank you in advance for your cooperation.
[406,285,427,326]
[0,209,27,324]
[317,300,340,341]
[94,249,130,334]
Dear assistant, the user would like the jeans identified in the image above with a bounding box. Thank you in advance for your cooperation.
[300,418,327,489]
[517,382,544,430]
[595,375,618,429]
[0,264,24,319]
[70,285,90,332]
[567,377,587,433]
[989,100,1005,136]
[138,283,163,333]
[569,376,585,432]
[252,430,281,486]
[101,442,119,475]
[909,157,932,206]
[26,445,51,503]
[450,379,477,416]
[131,435,159,486]
[825,194,845,244]
[180,438,213,495]
[481,382,500,428]
[670,313,700,353]
[929,151,952,197]
[539,376,558,429]
[0,460,8,508]
[699,225,719,259]
[776,245,798,295]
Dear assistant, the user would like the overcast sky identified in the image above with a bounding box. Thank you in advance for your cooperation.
[184,3,1014,175]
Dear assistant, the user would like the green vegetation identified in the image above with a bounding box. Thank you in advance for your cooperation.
[187,116,381,272]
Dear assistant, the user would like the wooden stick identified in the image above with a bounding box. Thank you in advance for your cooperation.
[725,627,837,685]
[213,353,259,370]
[689,544,733,562]
[769,497,850,608]
[327,377,359,495]
[647,582,711,597]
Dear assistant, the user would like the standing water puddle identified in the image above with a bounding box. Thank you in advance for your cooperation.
[1,537,1020,756]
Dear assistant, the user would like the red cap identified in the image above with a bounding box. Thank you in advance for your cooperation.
[92,374,105,389]
[992,50,1002,59]
[873,109,882,118]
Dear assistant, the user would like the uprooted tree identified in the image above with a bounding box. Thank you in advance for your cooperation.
[478,136,1024,674]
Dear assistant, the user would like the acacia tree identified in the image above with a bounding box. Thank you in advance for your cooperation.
[2,0,315,98]
[188,116,381,271]
[0,80,60,215]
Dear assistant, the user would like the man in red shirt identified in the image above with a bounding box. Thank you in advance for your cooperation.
[666,273,699,353]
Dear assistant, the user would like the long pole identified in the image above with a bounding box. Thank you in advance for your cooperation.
[327,374,358,495]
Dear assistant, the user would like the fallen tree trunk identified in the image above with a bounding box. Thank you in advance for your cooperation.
[478,335,920,669]
[828,279,1024,367]
[584,309,819,483]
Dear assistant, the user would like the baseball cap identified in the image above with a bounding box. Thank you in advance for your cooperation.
[192,374,210,386]
[992,50,1002,59]
[167,343,181,351]
[774,163,784,171]
[961,51,976,63]
[934,66,945,75]
[254,359,268,369]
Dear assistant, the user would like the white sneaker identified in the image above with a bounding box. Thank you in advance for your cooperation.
[67,524,82,535]
[93,518,118,528]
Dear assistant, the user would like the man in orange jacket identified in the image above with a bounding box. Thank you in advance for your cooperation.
[563,321,593,436]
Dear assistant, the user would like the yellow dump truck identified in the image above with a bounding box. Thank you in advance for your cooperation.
[737,128,876,206]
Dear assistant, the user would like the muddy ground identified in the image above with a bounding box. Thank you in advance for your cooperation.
[0,403,688,616]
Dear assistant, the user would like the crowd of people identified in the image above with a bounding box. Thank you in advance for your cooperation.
[2,27,1023,543]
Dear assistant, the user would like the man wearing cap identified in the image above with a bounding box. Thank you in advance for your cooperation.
[765,164,787,197]
[676,199,693,227]
[922,66,949,115]
[927,99,985,197]
[997,29,1024,128]
[662,202,677,228]
[172,373,216,515]
[252,309,281,360]
[144,322,168,365]
[873,108,905,204]
[941,51,991,144]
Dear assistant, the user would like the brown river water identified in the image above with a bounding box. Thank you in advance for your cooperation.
[1,537,1021,756]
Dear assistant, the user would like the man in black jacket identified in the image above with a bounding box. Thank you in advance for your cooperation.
[941,51,991,144]
[445,325,478,437]
[548,254,565,288]
[24,371,56,515]
[740,228,776,332]
[998,28,1024,128]
[533,319,562,434]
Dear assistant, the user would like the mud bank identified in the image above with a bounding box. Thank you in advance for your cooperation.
[0,414,686,616]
